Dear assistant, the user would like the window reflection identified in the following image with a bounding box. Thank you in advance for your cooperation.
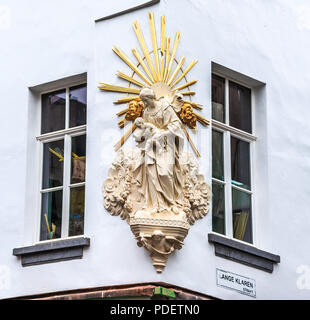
[212,130,224,181]
[69,84,87,128]
[212,74,225,123]
[69,187,85,237]
[232,188,252,243]
[229,81,251,133]
[231,137,251,190]
[71,135,86,184]
[41,90,66,134]
[42,140,64,189]
[40,191,62,241]
[212,182,225,235]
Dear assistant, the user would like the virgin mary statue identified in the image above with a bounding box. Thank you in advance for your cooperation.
[103,86,211,272]
[103,87,210,224]
[132,87,186,216]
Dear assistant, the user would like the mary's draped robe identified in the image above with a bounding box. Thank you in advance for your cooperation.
[133,98,185,213]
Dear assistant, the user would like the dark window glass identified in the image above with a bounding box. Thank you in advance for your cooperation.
[69,84,87,128]
[69,186,85,237]
[229,81,251,133]
[212,130,224,181]
[212,74,225,123]
[232,188,252,243]
[212,182,225,235]
[231,137,251,190]
[42,140,64,189]
[71,135,86,184]
[41,90,66,134]
[40,190,62,241]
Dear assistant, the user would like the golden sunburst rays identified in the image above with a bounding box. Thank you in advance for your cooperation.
[170,59,198,88]
[98,12,209,156]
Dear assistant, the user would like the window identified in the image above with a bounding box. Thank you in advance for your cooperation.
[211,73,256,244]
[37,84,87,242]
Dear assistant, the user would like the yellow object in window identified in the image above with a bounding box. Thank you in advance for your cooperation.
[233,211,249,241]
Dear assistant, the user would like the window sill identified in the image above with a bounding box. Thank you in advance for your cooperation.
[13,237,90,267]
[208,233,280,273]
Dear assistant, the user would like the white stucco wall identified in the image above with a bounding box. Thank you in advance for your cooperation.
[0,0,310,299]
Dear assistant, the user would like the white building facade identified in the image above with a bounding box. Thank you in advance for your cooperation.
[0,0,310,300]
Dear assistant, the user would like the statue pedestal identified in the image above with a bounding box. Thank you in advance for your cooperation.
[130,215,190,273]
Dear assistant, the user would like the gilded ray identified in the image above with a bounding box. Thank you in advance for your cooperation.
[148,12,160,78]
[116,71,145,87]
[118,117,127,128]
[118,117,125,125]
[181,124,201,158]
[193,112,210,126]
[117,108,129,117]
[99,83,141,94]
[114,124,137,152]
[191,105,203,111]
[196,117,209,126]
[167,56,185,86]
[160,55,165,81]
[164,32,181,82]
[171,59,198,88]
[132,48,155,83]
[163,37,170,82]
[183,100,203,110]
[180,91,195,96]
[160,16,166,55]
[113,96,140,104]
[99,12,209,156]
[175,80,197,91]
[112,46,152,86]
[133,20,158,81]
[169,97,201,158]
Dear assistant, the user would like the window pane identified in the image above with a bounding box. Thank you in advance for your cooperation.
[229,81,251,133]
[212,74,225,123]
[42,140,64,189]
[71,135,86,184]
[232,188,252,243]
[212,130,224,181]
[69,186,85,237]
[41,90,66,134]
[40,190,62,241]
[69,84,87,128]
[231,137,251,190]
[212,181,225,235]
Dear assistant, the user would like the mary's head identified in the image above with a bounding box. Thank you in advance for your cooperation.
[140,88,156,108]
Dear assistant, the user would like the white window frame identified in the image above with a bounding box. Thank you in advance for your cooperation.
[35,82,87,243]
[211,72,257,246]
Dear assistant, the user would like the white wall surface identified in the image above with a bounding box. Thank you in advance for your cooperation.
[0,0,310,299]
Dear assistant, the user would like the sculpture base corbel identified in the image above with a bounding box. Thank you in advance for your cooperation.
[129,216,190,273]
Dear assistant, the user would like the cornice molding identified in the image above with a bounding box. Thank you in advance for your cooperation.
[95,0,160,23]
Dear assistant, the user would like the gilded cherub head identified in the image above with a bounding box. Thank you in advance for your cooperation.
[179,103,197,129]
[125,100,144,121]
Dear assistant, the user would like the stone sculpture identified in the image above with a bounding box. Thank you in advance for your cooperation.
[103,88,210,272]
[100,12,211,272]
